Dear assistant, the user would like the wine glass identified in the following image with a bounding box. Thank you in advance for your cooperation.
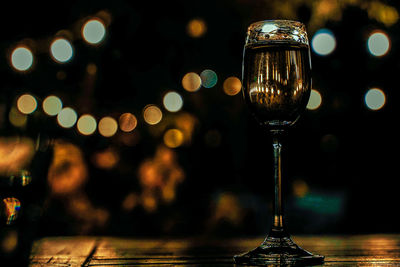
[234,20,324,265]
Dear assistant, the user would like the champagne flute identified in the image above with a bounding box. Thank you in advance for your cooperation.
[234,20,324,265]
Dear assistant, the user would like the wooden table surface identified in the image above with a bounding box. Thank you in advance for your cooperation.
[29,234,400,266]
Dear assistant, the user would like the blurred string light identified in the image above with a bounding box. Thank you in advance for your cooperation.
[43,95,63,116]
[17,94,37,114]
[200,69,218,88]
[223,76,242,96]
[143,105,162,125]
[57,107,77,128]
[311,29,336,56]
[98,116,118,137]
[186,18,207,38]
[10,46,33,71]
[50,38,74,63]
[367,31,390,57]
[163,129,184,148]
[119,113,137,132]
[307,89,322,110]
[77,114,97,135]
[182,72,202,92]
[163,91,183,112]
[82,18,106,45]
[365,88,386,110]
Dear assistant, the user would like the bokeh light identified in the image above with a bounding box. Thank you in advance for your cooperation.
[200,69,218,88]
[82,18,106,45]
[365,88,386,110]
[311,29,336,56]
[186,18,207,38]
[8,107,27,128]
[3,197,21,225]
[10,46,33,71]
[307,89,322,110]
[77,114,97,135]
[43,95,63,116]
[86,63,97,75]
[119,113,137,132]
[163,91,183,112]
[143,105,163,125]
[93,149,119,169]
[57,107,78,128]
[223,76,242,96]
[367,31,390,57]
[182,72,202,92]
[17,94,37,114]
[164,129,184,148]
[50,38,74,63]
[98,116,118,137]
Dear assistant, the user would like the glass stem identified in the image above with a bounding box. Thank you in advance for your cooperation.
[270,131,289,238]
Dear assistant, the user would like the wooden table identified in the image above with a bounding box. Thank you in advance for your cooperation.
[29,234,400,266]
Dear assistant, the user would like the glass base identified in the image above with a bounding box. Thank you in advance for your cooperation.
[234,234,324,266]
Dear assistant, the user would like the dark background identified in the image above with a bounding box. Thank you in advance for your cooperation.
[1,0,399,237]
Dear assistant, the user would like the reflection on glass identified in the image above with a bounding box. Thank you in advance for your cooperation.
[244,41,311,128]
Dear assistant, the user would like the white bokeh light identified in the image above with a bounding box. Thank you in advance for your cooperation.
[57,107,77,128]
[311,29,336,56]
[365,88,386,110]
[82,19,106,45]
[367,31,390,57]
[11,47,33,71]
[307,89,322,110]
[50,38,73,63]
[163,91,183,112]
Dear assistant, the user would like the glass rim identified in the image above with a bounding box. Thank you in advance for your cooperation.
[245,19,309,46]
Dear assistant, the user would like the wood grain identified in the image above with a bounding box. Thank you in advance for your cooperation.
[29,234,400,266]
